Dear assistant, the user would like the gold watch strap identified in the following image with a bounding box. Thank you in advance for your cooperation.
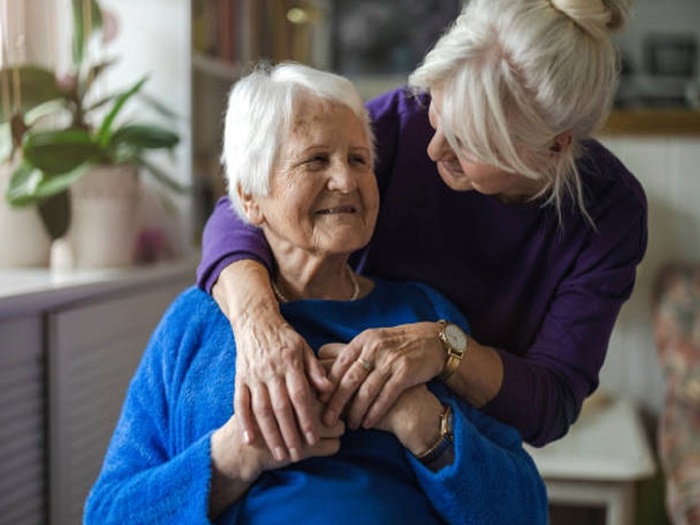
[415,404,454,464]
[436,320,468,382]
[437,351,463,382]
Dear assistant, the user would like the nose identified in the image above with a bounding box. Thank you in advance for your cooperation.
[327,161,358,193]
[427,127,454,163]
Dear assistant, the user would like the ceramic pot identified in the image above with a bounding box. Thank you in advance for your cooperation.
[0,159,52,267]
[68,164,139,268]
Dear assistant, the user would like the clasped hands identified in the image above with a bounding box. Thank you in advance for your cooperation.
[232,321,445,463]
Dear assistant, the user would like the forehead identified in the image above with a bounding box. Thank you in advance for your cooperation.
[289,96,361,136]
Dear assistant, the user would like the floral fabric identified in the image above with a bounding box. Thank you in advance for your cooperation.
[653,263,700,525]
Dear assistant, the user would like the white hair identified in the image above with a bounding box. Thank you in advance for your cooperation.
[221,62,374,221]
[409,0,630,224]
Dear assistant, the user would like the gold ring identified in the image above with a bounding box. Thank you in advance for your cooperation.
[357,357,373,371]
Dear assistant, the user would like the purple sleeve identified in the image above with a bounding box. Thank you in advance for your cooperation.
[484,166,648,445]
[196,196,273,292]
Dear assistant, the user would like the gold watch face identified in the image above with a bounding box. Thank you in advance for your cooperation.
[444,323,468,354]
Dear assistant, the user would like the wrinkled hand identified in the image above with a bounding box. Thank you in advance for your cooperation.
[233,314,333,462]
[319,323,445,430]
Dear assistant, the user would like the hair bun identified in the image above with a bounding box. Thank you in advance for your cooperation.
[550,0,629,37]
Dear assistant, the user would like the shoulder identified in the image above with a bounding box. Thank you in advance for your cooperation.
[150,286,227,356]
[578,139,647,218]
[365,86,430,123]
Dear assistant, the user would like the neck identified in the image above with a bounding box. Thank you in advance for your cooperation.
[272,257,360,303]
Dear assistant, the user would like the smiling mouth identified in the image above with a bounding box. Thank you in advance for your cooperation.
[315,205,357,215]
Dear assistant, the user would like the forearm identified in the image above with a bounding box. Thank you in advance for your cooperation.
[85,434,216,525]
[443,336,503,408]
[197,196,273,293]
[481,350,579,446]
[208,419,262,520]
[212,260,277,326]
[409,397,548,525]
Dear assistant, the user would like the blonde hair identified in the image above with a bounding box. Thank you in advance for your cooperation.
[221,62,374,221]
[409,0,630,223]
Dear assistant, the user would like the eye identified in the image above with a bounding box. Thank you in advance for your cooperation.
[305,153,329,168]
[349,153,369,166]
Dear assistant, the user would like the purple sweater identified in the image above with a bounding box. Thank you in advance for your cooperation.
[197,87,647,446]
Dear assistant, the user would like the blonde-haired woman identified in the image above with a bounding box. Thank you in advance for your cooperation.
[198,0,647,460]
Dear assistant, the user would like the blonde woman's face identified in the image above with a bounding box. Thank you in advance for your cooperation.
[246,97,379,258]
[427,90,536,200]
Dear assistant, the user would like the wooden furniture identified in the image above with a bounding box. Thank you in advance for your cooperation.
[525,396,657,525]
[0,258,196,525]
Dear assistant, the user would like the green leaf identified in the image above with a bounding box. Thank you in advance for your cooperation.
[137,91,181,120]
[6,162,44,206]
[72,0,103,66]
[111,124,180,150]
[6,160,88,206]
[38,190,71,240]
[23,129,102,174]
[36,164,89,200]
[0,123,12,162]
[0,65,65,123]
[96,76,149,148]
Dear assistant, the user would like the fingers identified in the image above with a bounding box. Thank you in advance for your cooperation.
[358,374,405,429]
[305,346,334,396]
[323,355,374,427]
[285,365,320,448]
[345,368,390,430]
[235,383,254,444]
[251,384,289,462]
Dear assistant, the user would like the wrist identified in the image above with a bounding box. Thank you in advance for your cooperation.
[436,320,469,382]
[213,261,279,330]
[414,404,454,466]
[400,394,443,455]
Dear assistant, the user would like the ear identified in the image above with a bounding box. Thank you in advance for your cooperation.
[237,183,265,225]
[550,130,573,153]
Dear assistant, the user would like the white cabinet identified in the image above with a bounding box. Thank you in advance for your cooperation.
[0,259,196,525]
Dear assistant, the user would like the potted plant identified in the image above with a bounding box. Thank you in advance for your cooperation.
[1,0,185,268]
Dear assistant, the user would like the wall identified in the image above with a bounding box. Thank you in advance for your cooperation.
[100,0,193,245]
[597,135,700,417]
[615,0,700,76]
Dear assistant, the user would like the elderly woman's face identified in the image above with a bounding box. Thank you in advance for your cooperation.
[251,96,378,258]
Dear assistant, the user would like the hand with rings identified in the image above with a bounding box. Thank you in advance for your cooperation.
[357,357,373,372]
[318,322,446,431]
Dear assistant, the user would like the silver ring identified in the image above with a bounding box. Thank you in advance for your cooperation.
[357,357,373,371]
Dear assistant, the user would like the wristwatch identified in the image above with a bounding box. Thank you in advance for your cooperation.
[436,320,469,382]
[415,403,454,465]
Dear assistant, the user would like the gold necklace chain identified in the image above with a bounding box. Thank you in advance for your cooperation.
[271,264,360,303]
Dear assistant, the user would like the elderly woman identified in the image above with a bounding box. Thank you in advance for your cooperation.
[84,63,547,524]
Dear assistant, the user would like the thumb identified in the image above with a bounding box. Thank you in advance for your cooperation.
[306,345,334,394]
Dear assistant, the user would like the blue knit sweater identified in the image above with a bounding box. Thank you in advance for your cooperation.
[84,281,547,524]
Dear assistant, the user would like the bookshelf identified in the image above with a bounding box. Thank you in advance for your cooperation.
[190,0,329,232]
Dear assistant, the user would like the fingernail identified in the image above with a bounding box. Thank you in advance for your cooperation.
[306,432,317,445]
[290,448,301,462]
[274,447,285,461]
[243,431,252,444]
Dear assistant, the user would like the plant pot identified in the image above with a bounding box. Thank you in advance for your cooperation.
[0,159,52,267]
[68,164,139,268]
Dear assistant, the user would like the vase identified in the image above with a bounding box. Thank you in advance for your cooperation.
[68,164,139,268]
[0,159,52,267]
